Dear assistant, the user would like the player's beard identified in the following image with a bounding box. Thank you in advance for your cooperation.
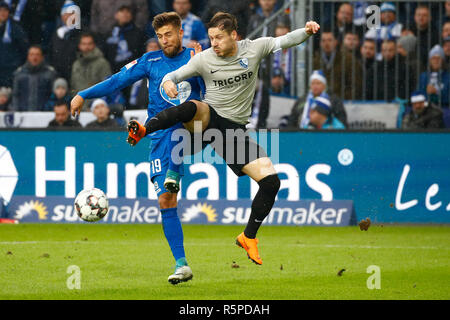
[163,42,182,58]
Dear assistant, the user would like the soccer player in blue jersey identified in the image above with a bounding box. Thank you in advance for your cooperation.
[70,12,203,285]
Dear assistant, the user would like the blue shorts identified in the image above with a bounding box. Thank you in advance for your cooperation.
[148,125,184,197]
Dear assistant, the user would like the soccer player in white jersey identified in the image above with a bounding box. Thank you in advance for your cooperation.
[128,12,320,265]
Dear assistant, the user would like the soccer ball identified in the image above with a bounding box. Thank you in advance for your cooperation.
[74,188,109,222]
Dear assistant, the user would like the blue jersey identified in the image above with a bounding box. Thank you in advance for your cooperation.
[78,47,205,138]
[79,48,204,196]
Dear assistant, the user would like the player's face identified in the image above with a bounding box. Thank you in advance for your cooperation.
[156,24,183,58]
[208,27,237,58]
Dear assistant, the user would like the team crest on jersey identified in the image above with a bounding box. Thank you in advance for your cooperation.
[125,59,137,70]
[159,81,192,106]
[239,58,249,69]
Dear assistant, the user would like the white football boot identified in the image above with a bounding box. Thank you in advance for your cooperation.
[168,265,193,285]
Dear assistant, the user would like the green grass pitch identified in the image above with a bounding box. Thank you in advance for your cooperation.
[0,224,449,300]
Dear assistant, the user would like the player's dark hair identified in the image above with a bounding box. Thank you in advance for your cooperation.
[207,12,238,34]
[152,11,181,31]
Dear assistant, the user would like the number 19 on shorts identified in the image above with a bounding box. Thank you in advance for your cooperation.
[150,159,162,175]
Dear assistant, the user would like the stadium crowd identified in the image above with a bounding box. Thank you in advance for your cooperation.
[0,0,449,129]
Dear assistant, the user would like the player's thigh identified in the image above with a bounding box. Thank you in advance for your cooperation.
[183,100,210,133]
[241,157,277,183]
[158,192,177,209]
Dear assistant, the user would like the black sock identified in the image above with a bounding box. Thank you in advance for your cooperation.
[244,174,281,239]
[145,101,197,134]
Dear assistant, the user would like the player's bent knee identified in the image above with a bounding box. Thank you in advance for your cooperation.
[183,100,210,132]
[158,192,177,209]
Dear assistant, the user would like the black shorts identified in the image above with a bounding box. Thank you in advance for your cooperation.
[189,105,267,176]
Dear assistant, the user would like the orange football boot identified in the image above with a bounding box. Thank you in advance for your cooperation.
[127,120,147,146]
[236,232,262,265]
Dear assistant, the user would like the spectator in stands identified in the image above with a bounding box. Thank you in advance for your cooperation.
[443,36,450,71]
[49,1,83,81]
[313,30,362,100]
[342,30,361,59]
[90,0,148,37]
[364,2,402,61]
[247,0,290,37]
[11,45,57,111]
[445,1,450,24]
[443,21,450,39]
[85,99,120,128]
[303,96,345,130]
[270,67,287,95]
[375,40,413,101]
[402,91,444,129]
[173,0,209,49]
[146,37,160,52]
[287,70,347,129]
[71,32,112,108]
[397,34,419,91]
[418,45,450,109]
[129,38,159,109]
[271,22,292,96]
[0,87,11,111]
[48,100,82,128]
[44,78,72,111]
[360,39,377,100]
[247,0,290,128]
[105,5,147,73]
[202,0,250,38]
[0,1,28,87]
[331,2,363,43]
[406,5,440,71]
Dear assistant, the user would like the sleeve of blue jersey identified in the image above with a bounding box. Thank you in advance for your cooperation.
[78,54,149,100]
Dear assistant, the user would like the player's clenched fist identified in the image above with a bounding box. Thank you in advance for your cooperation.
[163,80,178,98]
[305,21,320,35]
[70,95,84,116]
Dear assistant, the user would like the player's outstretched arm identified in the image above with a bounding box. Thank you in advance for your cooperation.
[71,57,148,116]
[273,21,320,51]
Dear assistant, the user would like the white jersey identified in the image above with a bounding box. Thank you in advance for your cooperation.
[164,29,310,124]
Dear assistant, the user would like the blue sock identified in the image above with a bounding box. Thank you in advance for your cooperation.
[161,207,186,264]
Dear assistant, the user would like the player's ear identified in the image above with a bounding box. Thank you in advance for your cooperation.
[231,30,237,40]
[179,28,184,39]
